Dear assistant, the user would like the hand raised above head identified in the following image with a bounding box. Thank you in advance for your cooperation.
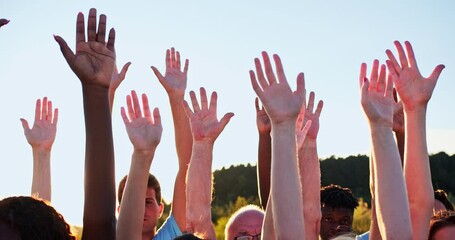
[385,41,444,111]
[255,97,271,134]
[249,52,305,125]
[54,8,116,88]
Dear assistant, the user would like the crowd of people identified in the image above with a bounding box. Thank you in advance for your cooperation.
[0,8,454,240]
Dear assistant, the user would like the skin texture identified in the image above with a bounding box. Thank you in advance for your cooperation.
[250,52,307,239]
[54,8,117,240]
[116,91,162,240]
[432,225,455,240]
[386,41,444,239]
[183,88,233,239]
[226,209,264,240]
[21,97,58,202]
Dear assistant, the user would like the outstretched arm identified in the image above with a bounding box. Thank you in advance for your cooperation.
[255,97,272,209]
[151,48,191,229]
[250,52,306,239]
[297,91,323,240]
[360,61,412,239]
[54,8,117,239]
[386,41,444,239]
[21,97,58,202]
[117,91,162,240]
[183,88,233,239]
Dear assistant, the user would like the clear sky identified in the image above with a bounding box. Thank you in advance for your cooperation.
[1,0,454,226]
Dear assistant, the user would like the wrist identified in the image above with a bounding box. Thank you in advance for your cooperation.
[32,145,52,153]
[258,130,271,135]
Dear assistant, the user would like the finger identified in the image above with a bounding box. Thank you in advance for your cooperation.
[165,49,171,70]
[189,90,200,112]
[307,91,315,113]
[106,28,115,52]
[42,97,48,120]
[385,73,394,98]
[262,51,277,85]
[404,41,418,68]
[254,58,268,90]
[96,14,107,44]
[170,47,176,68]
[119,62,131,80]
[369,59,379,91]
[393,88,399,103]
[219,112,235,133]
[53,108,59,125]
[151,66,166,85]
[54,35,76,66]
[34,99,41,121]
[296,106,305,130]
[301,120,312,138]
[249,70,264,100]
[359,63,367,89]
[200,87,208,110]
[142,94,151,118]
[209,91,217,116]
[255,97,261,112]
[76,12,85,43]
[183,59,189,75]
[120,107,130,124]
[87,8,97,41]
[385,49,401,74]
[295,72,306,99]
[176,50,181,69]
[394,41,409,68]
[126,94,135,120]
[315,100,324,118]
[20,118,30,131]
[152,107,161,126]
[131,90,142,118]
[182,100,194,118]
[385,60,399,80]
[429,64,445,82]
[273,54,288,85]
[361,77,370,96]
[47,99,53,121]
[377,64,386,93]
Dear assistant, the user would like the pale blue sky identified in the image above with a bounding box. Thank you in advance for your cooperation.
[1,0,454,226]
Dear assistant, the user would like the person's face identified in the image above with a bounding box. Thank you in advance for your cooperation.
[433,199,447,215]
[227,210,264,240]
[432,225,455,240]
[320,206,353,240]
[143,188,164,233]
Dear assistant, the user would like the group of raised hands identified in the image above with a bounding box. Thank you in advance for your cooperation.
[15,7,446,240]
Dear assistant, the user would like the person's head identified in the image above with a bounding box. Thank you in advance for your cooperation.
[225,205,264,240]
[174,233,204,240]
[0,196,75,240]
[428,210,455,240]
[320,184,359,240]
[434,189,454,214]
[118,174,164,233]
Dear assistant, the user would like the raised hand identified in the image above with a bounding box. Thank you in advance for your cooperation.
[183,87,234,143]
[20,97,58,151]
[386,41,444,111]
[54,8,116,87]
[250,52,305,125]
[303,91,323,141]
[121,91,162,152]
[0,19,9,28]
[151,47,189,98]
[295,111,312,150]
[392,89,404,134]
[255,97,271,134]
[360,60,394,126]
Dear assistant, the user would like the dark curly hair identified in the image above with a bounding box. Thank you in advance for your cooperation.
[428,210,455,240]
[434,189,454,211]
[320,184,359,210]
[0,196,75,240]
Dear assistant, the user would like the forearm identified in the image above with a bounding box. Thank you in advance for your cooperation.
[169,95,192,227]
[298,138,321,240]
[257,131,271,209]
[186,141,215,237]
[117,150,155,240]
[81,85,116,239]
[403,108,434,238]
[270,123,305,239]
[368,153,381,240]
[370,124,411,239]
[394,129,405,165]
[262,194,276,240]
[108,89,115,113]
[31,147,52,201]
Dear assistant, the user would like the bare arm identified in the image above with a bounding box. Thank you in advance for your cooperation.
[386,41,444,239]
[116,92,162,240]
[297,91,323,240]
[151,48,191,229]
[255,97,272,209]
[21,97,58,202]
[250,52,306,239]
[360,61,412,239]
[183,88,233,239]
[54,8,117,239]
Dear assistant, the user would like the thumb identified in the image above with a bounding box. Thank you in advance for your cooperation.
[54,35,75,67]
[20,118,30,131]
[151,66,165,84]
[119,62,131,79]
[219,112,235,131]
[429,64,445,82]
